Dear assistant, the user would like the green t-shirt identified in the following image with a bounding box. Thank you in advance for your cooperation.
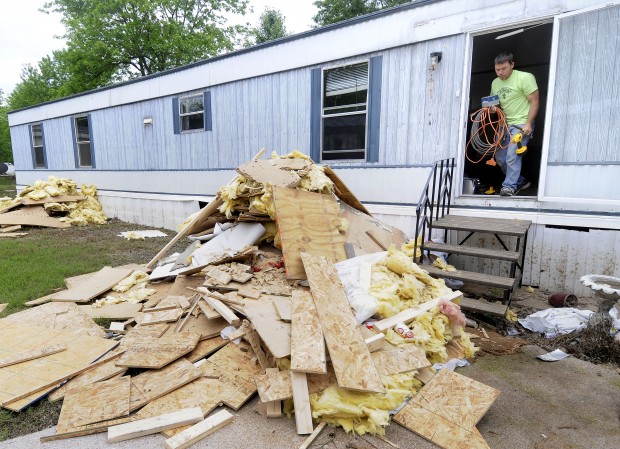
[491,70,538,125]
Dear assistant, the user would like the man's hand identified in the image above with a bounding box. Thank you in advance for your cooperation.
[521,123,533,136]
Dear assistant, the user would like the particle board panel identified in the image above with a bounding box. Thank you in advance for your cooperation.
[300,253,384,394]
[255,369,337,403]
[162,314,229,340]
[241,295,292,359]
[128,358,202,412]
[116,332,200,369]
[139,307,184,325]
[244,329,271,370]
[64,271,98,289]
[79,303,143,320]
[164,409,234,449]
[21,195,86,205]
[57,376,131,429]
[206,342,263,383]
[236,159,302,188]
[340,203,408,255]
[370,345,430,376]
[291,371,313,435]
[49,350,127,402]
[272,186,347,280]
[185,337,228,363]
[168,275,207,298]
[1,302,107,338]
[323,166,370,214]
[0,206,70,228]
[264,368,282,418]
[0,321,117,411]
[108,407,204,443]
[0,344,66,368]
[200,360,257,410]
[51,266,135,303]
[291,290,326,374]
[272,295,292,321]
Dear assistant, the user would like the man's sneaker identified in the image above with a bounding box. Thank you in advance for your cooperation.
[515,180,531,195]
[500,186,515,196]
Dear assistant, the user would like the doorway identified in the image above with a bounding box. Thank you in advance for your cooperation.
[463,22,553,197]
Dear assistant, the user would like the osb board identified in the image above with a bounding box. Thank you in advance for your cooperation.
[143,282,175,309]
[241,295,291,359]
[161,314,229,340]
[301,253,384,393]
[206,342,263,383]
[291,290,326,374]
[370,345,430,376]
[52,415,132,439]
[272,295,291,321]
[272,186,346,280]
[255,369,337,402]
[51,266,135,303]
[323,166,370,215]
[56,376,131,429]
[79,303,143,320]
[116,332,200,369]
[21,195,86,205]
[185,337,229,363]
[139,307,183,325]
[0,344,66,368]
[237,159,301,188]
[1,302,107,338]
[413,369,500,430]
[128,358,202,412]
[340,202,409,256]
[0,206,69,228]
[0,321,117,411]
[393,399,490,449]
[49,350,127,402]
[168,275,206,298]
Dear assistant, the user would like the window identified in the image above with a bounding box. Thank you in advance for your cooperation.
[179,94,204,131]
[321,62,369,161]
[30,123,46,168]
[73,115,94,167]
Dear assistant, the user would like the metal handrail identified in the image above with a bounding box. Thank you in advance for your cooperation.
[413,158,455,262]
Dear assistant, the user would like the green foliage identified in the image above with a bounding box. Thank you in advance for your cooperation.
[313,0,410,27]
[0,91,11,162]
[246,7,288,47]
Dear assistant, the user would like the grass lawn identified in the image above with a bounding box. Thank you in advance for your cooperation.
[0,175,16,197]
[0,218,187,440]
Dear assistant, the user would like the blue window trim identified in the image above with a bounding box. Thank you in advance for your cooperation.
[71,114,95,168]
[310,68,321,162]
[172,97,180,134]
[174,92,212,134]
[29,122,48,169]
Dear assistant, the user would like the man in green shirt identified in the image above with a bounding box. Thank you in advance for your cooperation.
[491,52,539,196]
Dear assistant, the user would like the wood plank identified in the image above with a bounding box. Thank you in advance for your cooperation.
[108,407,204,443]
[21,195,86,205]
[422,242,520,262]
[423,266,516,290]
[300,253,384,393]
[203,295,240,326]
[273,186,347,280]
[272,295,292,321]
[370,345,430,376]
[431,215,531,236]
[460,297,508,317]
[291,371,314,435]
[0,206,69,228]
[365,333,386,353]
[51,267,135,303]
[323,166,370,214]
[117,333,200,369]
[79,303,142,320]
[0,344,66,368]
[164,409,234,449]
[372,291,463,333]
[237,159,301,188]
[241,296,291,359]
[299,421,327,449]
[0,232,27,238]
[57,376,131,429]
[291,290,326,374]
[0,225,21,232]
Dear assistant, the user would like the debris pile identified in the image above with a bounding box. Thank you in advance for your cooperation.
[0,153,499,449]
[0,176,106,236]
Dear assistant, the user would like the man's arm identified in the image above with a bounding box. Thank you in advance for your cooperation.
[522,90,539,136]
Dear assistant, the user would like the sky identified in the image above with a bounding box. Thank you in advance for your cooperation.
[0,0,318,97]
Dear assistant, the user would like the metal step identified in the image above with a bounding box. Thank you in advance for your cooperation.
[431,215,531,237]
[422,242,520,262]
[423,265,516,290]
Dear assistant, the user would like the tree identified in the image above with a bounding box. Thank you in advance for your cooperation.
[42,0,250,80]
[246,7,288,47]
[313,0,410,27]
[0,91,12,163]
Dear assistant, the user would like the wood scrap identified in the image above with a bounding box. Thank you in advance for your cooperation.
[272,296,292,322]
[164,409,234,449]
[185,337,228,363]
[80,302,142,320]
[0,225,21,233]
[323,166,370,214]
[196,287,245,306]
[0,206,70,228]
[202,295,240,326]
[108,407,204,443]
[0,232,27,238]
[24,291,58,307]
[291,290,326,374]
[206,267,233,285]
[299,421,327,449]
[0,344,66,368]
[197,297,221,319]
[165,314,229,340]
[241,296,291,359]
[139,307,183,326]
[263,368,282,418]
[370,346,430,376]
[51,266,135,303]
[291,371,314,435]
[20,194,86,206]
[365,333,386,352]
[255,369,336,403]
[237,286,262,299]
[231,271,253,283]
[237,159,302,188]
[300,253,384,393]
[243,328,271,370]
[117,332,200,369]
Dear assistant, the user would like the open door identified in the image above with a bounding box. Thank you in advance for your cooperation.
[538,3,620,205]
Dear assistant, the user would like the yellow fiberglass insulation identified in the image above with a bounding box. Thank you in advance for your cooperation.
[0,197,13,210]
[113,271,149,293]
[309,372,422,435]
[58,184,107,226]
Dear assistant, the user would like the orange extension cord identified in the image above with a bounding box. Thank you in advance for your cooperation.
[466,107,510,164]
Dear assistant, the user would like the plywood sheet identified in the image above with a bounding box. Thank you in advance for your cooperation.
[185,337,228,363]
[80,303,143,320]
[237,159,301,188]
[291,290,326,374]
[301,253,384,393]
[117,332,200,369]
[241,295,291,359]
[0,321,117,411]
[1,302,107,338]
[272,186,346,280]
[255,369,336,403]
[272,296,291,321]
[52,266,135,303]
[323,166,370,215]
[129,358,202,412]
[370,345,430,376]
[0,206,69,228]
[57,376,131,429]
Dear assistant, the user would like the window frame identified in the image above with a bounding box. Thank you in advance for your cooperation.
[73,114,94,168]
[178,93,205,132]
[30,122,46,169]
[320,59,370,162]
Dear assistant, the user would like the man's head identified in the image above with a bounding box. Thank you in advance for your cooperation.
[494,52,515,80]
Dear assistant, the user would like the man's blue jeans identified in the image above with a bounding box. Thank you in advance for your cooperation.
[495,124,533,189]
